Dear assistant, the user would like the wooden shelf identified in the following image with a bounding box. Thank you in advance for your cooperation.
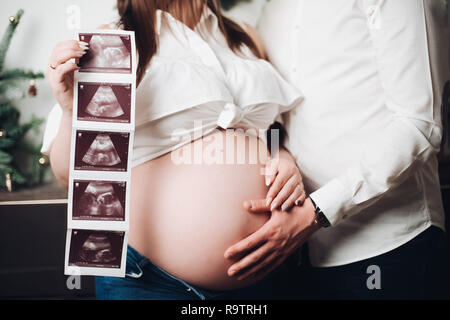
[0,181,68,206]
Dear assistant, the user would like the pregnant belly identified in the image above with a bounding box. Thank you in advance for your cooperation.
[128,130,271,290]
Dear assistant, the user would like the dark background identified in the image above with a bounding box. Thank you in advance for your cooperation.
[0,204,95,299]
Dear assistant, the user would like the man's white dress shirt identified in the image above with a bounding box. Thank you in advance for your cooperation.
[258,0,448,267]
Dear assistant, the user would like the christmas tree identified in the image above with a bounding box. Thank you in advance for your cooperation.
[0,9,48,192]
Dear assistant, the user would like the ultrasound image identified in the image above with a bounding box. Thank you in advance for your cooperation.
[77,82,132,123]
[79,33,132,73]
[80,234,115,263]
[82,134,122,166]
[74,131,129,172]
[73,181,125,220]
[69,230,124,268]
[86,85,124,118]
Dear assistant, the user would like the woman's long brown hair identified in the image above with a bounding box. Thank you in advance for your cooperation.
[117,0,261,84]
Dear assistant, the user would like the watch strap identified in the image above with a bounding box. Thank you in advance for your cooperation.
[310,197,331,228]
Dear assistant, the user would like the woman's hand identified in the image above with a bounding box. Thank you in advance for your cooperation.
[263,148,306,212]
[47,40,89,113]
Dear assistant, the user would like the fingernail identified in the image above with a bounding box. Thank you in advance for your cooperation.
[266,197,272,207]
[78,44,89,51]
[76,51,87,55]
[79,41,89,47]
[229,269,236,276]
[265,177,270,186]
[281,203,289,211]
[270,202,277,211]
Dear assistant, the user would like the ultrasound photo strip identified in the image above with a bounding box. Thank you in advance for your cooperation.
[65,30,136,277]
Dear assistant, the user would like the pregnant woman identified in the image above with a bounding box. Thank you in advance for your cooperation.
[43,0,305,299]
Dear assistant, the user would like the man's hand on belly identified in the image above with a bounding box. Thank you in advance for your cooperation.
[224,198,321,281]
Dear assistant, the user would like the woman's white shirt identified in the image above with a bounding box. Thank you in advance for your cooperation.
[41,8,303,167]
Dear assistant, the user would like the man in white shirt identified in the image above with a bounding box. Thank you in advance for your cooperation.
[225,0,448,299]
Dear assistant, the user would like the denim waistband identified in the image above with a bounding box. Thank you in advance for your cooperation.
[125,245,234,300]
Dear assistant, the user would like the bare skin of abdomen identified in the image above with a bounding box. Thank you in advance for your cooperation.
[128,129,270,291]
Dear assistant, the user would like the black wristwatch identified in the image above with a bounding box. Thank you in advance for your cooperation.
[309,197,331,228]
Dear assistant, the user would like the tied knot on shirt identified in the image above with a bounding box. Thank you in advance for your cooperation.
[217,103,245,129]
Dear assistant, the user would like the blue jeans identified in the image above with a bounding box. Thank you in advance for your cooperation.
[95,246,276,300]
